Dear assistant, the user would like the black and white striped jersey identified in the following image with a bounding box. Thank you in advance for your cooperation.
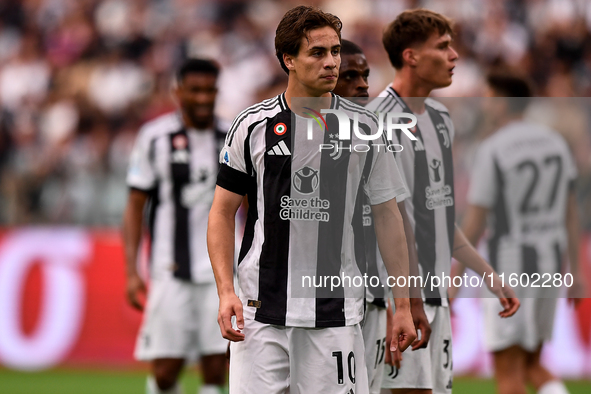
[468,120,577,280]
[127,112,227,283]
[216,92,408,328]
[367,87,456,306]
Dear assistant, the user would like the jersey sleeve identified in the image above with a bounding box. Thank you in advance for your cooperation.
[467,141,497,208]
[126,126,157,191]
[364,137,409,205]
[216,118,253,196]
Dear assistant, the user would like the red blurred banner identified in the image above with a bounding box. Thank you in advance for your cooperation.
[0,228,142,370]
[0,228,590,377]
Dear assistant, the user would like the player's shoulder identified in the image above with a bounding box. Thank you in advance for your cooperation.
[425,98,450,116]
[138,112,182,141]
[335,95,379,125]
[231,94,285,127]
[366,86,401,113]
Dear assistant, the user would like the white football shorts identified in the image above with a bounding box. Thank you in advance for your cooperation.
[362,303,388,394]
[482,296,557,353]
[381,304,453,394]
[134,277,227,362]
[229,319,369,394]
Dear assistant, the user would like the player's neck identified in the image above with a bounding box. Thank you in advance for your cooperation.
[181,111,213,131]
[496,113,523,130]
[285,77,332,115]
[391,71,432,114]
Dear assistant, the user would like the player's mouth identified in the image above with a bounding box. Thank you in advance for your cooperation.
[448,66,455,76]
[355,90,369,98]
[321,74,337,81]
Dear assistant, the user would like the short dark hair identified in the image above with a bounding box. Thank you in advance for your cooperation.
[340,39,364,56]
[383,9,453,69]
[486,69,533,113]
[275,5,342,74]
[176,58,220,82]
[486,70,533,98]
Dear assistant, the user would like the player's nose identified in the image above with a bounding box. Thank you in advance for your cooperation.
[357,77,369,90]
[450,46,459,62]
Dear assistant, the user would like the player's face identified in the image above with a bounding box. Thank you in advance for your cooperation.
[333,53,370,105]
[286,26,341,96]
[412,32,458,89]
[175,73,218,129]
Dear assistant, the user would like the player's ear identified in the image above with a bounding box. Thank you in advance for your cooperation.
[402,48,417,67]
[284,53,296,72]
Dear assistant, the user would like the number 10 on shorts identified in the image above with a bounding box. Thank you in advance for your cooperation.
[332,351,356,384]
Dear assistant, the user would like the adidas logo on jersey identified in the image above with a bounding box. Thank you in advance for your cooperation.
[267,140,291,156]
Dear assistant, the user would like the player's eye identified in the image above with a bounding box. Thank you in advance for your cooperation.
[331,49,340,56]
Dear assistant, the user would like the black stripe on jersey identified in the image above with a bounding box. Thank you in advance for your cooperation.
[389,93,441,305]
[170,129,192,281]
[226,97,280,146]
[521,245,538,275]
[145,184,159,271]
[238,178,258,265]
[426,106,455,258]
[360,141,385,307]
[255,110,292,326]
[278,92,288,111]
[488,158,509,271]
[314,112,354,327]
[552,242,562,274]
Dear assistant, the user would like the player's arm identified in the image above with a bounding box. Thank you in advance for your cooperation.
[449,204,488,299]
[452,223,520,317]
[208,186,245,341]
[372,198,417,353]
[398,200,431,350]
[566,189,586,303]
[121,188,149,311]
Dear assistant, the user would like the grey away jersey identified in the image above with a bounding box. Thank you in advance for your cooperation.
[366,87,456,306]
[216,93,408,328]
[127,112,227,283]
[468,120,577,282]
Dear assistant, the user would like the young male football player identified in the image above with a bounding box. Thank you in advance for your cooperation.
[333,39,431,394]
[366,9,520,394]
[207,6,417,394]
[461,71,584,394]
[122,59,228,394]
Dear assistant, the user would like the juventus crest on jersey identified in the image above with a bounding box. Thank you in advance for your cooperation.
[366,87,456,306]
[217,93,407,328]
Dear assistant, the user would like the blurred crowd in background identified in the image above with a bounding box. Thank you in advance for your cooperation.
[1,0,591,227]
